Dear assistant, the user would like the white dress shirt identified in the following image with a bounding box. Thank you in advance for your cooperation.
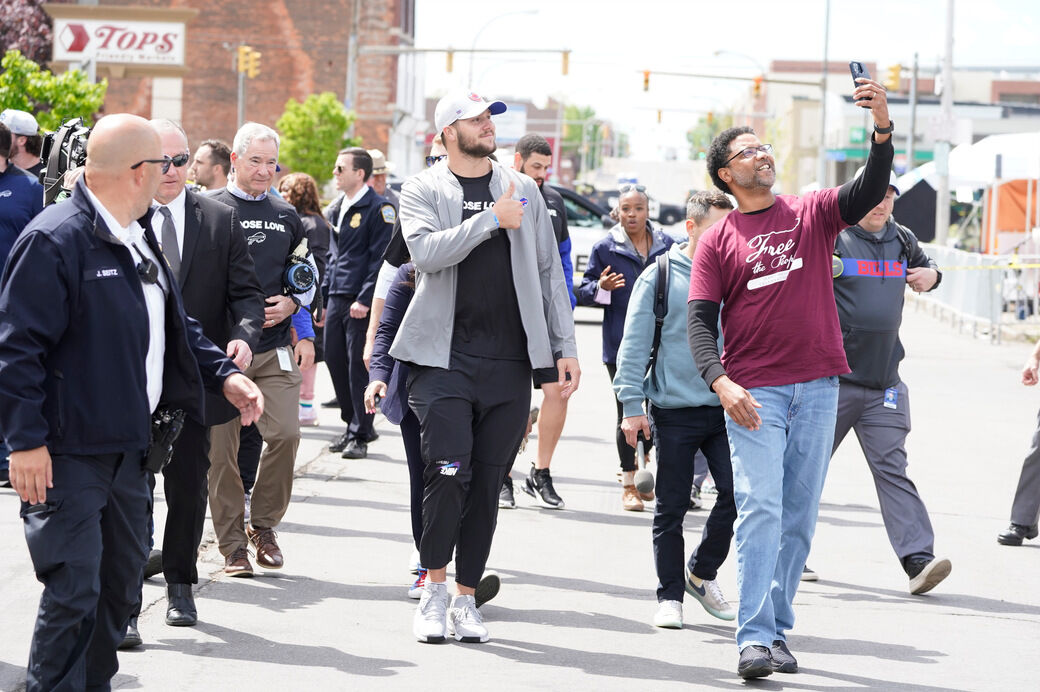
[336,185,371,231]
[84,185,168,413]
[150,186,187,258]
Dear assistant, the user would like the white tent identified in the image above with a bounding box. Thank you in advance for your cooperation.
[900,133,1040,191]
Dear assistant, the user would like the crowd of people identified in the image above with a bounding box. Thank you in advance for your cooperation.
[0,71,1037,689]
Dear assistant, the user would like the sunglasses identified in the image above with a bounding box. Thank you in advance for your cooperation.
[619,183,647,194]
[425,154,446,168]
[131,155,174,174]
[724,144,773,166]
[334,164,359,174]
[170,152,190,168]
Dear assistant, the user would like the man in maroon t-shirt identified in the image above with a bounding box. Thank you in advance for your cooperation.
[687,77,893,679]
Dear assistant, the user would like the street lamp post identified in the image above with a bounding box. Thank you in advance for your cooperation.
[468,10,538,89]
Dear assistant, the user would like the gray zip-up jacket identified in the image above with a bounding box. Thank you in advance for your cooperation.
[389,158,576,369]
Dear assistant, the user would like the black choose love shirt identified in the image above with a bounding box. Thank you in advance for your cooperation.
[450,170,528,362]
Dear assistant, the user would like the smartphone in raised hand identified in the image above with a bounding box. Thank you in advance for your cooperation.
[849,61,872,107]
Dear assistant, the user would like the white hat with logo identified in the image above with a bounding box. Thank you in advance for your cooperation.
[0,109,39,136]
[434,90,506,133]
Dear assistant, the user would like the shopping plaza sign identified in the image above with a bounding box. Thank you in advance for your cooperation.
[45,4,197,70]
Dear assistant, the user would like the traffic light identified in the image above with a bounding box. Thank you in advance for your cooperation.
[752,75,763,97]
[884,64,902,92]
[562,50,570,76]
[643,70,650,92]
[446,50,454,72]
[247,50,261,78]
[657,109,662,124]
[236,44,251,73]
[706,111,714,125]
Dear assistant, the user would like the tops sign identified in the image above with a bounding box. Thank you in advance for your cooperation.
[53,18,186,66]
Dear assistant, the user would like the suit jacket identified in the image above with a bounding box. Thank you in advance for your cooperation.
[176,188,264,425]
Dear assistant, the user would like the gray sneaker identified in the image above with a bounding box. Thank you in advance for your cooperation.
[448,594,489,643]
[413,581,449,643]
[685,570,736,620]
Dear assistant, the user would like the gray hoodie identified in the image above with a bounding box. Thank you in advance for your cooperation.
[389,158,576,369]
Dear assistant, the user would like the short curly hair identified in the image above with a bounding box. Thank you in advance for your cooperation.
[277,172,322,216]
[707,126,755,195]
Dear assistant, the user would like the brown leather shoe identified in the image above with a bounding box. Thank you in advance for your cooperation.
[247,525,284,569]
[224,546,253,577]
[622,484,644,512]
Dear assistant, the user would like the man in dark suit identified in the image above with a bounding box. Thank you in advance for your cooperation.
[133,120,264,633]
[0,113,263,692]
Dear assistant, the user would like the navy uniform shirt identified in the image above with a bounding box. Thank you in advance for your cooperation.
[326,186,394,306]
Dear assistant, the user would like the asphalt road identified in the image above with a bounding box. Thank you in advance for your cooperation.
[1,303,1039,691]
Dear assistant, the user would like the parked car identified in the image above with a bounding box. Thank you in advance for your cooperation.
[585,188,685,227]
[547,183,613,291]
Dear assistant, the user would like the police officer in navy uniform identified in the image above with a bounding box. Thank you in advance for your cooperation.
[0,114,263,692]
[323,147,394,459]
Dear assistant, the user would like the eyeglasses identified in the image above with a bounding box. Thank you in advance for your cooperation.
[618,183,647,194]
[724,144,773,166]
[170,152,190,168]
[131,155,174,174]
[425,155,446,168]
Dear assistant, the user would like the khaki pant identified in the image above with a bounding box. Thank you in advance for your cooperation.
[208,347,302,556]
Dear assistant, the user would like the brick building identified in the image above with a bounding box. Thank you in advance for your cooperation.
[46,0,419,171]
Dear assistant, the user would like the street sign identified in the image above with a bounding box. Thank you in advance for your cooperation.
[849,126,867,144]
[52,17,188,67]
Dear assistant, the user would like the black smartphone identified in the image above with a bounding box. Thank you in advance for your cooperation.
[849,61,871,107]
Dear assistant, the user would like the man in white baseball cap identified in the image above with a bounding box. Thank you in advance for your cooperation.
[0,109,43,180]
[396,88,579,645]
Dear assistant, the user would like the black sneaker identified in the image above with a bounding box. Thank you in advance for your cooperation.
[499,477,516,509]
[474,571,501,608]
[997,522,1039,546]
[119,617,143,650]
[328,431,350,453]
[0,467,10,488]
[321,397,340,409]
[143,549,163,579]
[800,565,818,582]
[342,439,367,459]
[522,466,565,509]
[906,556,952,595]
[738,645,772,679]
[770,640,798,673]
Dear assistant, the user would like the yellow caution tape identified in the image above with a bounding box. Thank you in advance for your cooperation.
[939,263,1040,271]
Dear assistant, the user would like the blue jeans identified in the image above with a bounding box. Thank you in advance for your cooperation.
[726,376,839,651]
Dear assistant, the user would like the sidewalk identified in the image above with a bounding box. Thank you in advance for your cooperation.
[2,307,1039,691]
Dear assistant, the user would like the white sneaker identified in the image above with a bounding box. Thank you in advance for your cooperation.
[447,594,489,643]
[413,581,449,643]
[653,600,683,629]
[408,568,428,599]
[685,571,736,621]
[408,548,421,575]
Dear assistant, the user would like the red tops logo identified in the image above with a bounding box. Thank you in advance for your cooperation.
[59,22,178,55]
[468,92,483,102]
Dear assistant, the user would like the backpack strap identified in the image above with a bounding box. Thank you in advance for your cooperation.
[647,252,670,383]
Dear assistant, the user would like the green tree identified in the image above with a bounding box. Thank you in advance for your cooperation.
[561,104,610,176]
[686,112,733,161]
[0,50,107,130]
[276,92,359,185]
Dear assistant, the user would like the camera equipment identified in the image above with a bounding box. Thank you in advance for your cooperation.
[41,117,91,205]
[283,237,316,295]
[144,407,186,473]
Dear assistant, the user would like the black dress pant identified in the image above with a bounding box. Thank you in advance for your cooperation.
[649,404,736,602]
[400,407,424,550]
[160,418,212,584]
[21,451,149,692]
[325,295,374,442]
[408,352,531,587]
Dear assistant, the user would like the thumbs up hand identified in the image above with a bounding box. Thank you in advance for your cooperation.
[493,181,524,229]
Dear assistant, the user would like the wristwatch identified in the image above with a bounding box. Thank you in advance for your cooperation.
[874,120,894,135]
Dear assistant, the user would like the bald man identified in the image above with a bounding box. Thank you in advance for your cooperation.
[0,113,263,692]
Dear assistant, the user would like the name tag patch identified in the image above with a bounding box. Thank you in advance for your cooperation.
[84,266,122,281]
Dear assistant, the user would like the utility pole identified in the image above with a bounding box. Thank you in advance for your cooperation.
[907,52,919,173]
[817,0,830,187]
[236,44,247,129]
[935,1,955,245]
[346,0,361,137]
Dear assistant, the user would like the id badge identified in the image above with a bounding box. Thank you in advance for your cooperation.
[883,387,898,409]
[276,346,293,372]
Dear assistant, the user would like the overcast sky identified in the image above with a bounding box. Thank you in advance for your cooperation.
[415,0,1040,158]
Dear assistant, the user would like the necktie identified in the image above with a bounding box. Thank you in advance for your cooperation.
[159,206,180,279]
